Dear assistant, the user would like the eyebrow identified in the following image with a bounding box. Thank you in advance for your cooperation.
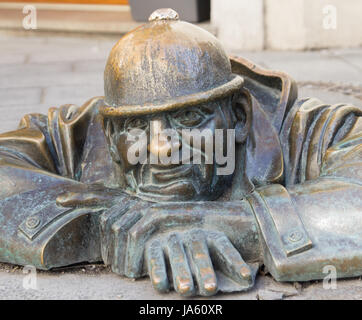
[169,104,216,115]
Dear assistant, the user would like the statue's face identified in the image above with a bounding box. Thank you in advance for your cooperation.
[105,96,248,202]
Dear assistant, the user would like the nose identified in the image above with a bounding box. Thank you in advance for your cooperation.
[149,119,181,159]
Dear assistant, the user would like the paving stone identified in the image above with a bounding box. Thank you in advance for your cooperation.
[0,40,108,63]
[334,52,362,72]
[256,290,284,300]
[0,71,102,89]
[0,36,115,62]
[298,85,362,107]
[1,265,361,300]
[97,39,119,53]
[0,61,72,77]
[0,103,51,133]
[0,39,51,55]
[28,44,109,63]
[235,50,362,85]
[0,52,27,65]
[42,84,103,106]
[0,87,41,106]
[45,35,115,46]
[72,60,106,73]
[0,122,21,134]
[0,35,46,44]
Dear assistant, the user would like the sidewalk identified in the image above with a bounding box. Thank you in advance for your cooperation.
[0,32,361,300]
[1,32,361,133]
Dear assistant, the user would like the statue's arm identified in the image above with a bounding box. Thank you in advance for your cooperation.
[250,179,362,282]
[0,97,133,269]
[0,97,105,196]
[0,123,97,269]
[254,98,362,282]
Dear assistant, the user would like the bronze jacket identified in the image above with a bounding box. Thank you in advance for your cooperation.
[0,57,361,282]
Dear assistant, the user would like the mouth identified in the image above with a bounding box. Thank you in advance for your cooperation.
[126,160,217,201]
[151,164,193,182]
[138,179,197,201]
[135,164,195,201]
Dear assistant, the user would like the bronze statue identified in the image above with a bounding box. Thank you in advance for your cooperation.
[0,8,361,296]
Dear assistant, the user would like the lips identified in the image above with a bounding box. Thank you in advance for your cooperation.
[136,163,196,201]
[151,165,193,182]
[138,179,197,201]
[134,161,216,202]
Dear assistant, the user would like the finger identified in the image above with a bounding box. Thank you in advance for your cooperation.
[208,234,252,286]
[146,240,169,293]
[56,192,81,207]
[167,233,194,296]
[99,195,137,264]
[185,230,217,296]
[56,191,113,207]
[124,207,202,278]
[99,204,129,265]
[111,203,147,275]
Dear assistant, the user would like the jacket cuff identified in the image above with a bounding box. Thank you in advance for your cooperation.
[247,184,312,280]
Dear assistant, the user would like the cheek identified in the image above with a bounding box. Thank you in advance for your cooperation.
[213,112,233,151]
[181,121,216,154]
[117,134,148,169]
[116,135,129,165]
[214,108,233,129]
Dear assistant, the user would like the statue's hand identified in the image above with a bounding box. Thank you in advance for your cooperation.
[114,201,259,296]
[56,184,124,208]
[145,229,253,296]
[55,184,153,274]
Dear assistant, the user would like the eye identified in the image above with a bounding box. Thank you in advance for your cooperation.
[124,117,148,132]
[170,109,208,128]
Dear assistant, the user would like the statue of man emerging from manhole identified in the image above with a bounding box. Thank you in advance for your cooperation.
[0,8,361,296]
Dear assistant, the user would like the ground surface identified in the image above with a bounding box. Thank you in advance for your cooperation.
[0,32,362,300]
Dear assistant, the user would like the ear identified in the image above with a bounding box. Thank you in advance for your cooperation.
[232,89,252,144]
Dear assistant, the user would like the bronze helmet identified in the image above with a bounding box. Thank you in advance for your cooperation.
[100,8,244,117]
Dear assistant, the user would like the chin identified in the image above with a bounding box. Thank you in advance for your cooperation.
[136,180,199,202]
[134,176,231,203]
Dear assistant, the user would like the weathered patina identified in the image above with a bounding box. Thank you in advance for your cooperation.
[0,8,361,296]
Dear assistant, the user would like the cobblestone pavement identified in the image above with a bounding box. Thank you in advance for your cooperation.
[0,32,361,300]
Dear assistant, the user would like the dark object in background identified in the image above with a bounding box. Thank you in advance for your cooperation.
[129,0,210,22]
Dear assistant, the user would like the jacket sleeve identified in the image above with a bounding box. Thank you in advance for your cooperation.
[248,98,362,282]
[0,97,104,195]
[0,97,106,269]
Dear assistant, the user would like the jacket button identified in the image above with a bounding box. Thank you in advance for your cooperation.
[26,216,41,229]
[288,230,303,243]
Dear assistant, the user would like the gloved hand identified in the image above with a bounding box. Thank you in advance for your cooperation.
[106,201,261,296]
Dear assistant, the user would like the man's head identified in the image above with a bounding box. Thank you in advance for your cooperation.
[100,8,251,202]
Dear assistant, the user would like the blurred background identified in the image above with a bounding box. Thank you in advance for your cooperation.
[0,0,361,133]
[1,0,361,51]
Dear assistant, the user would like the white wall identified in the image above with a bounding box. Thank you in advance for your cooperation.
[211,0,264,52]
[211,0,362,51]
